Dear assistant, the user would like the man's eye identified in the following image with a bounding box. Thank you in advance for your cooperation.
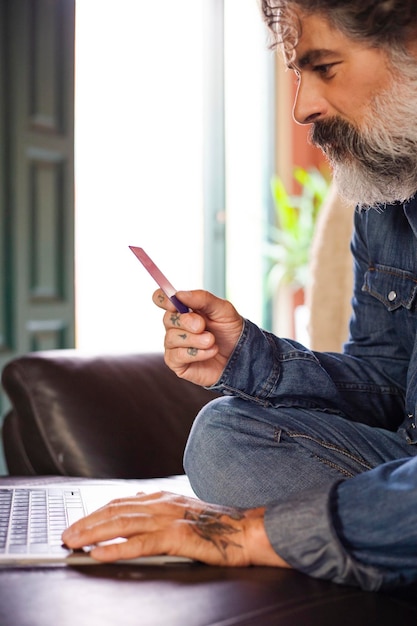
[313,63,335,77]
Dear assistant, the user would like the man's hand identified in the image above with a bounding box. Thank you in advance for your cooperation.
[153,289,244,387]
[62,491,290,568]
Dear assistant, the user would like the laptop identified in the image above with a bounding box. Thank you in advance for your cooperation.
[0,477,195,567]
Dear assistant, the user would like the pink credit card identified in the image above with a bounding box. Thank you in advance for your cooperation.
[129,246,189,313]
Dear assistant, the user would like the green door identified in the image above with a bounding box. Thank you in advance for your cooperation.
[0,0,75,422]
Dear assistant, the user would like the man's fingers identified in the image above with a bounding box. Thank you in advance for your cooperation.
[63,513,145,548]
[164,328,214,350]
[152,289,176,311]
[88,526,188,562]
[63,492,200,547]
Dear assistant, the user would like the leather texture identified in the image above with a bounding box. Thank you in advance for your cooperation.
[1,351,218,478]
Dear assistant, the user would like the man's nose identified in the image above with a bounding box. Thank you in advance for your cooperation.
[292,78,328,125]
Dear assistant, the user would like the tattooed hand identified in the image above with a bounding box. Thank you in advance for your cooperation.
[62,491,289,568]
[152,289,244,387]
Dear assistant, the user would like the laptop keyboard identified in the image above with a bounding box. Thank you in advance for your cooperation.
[0,488,85,555]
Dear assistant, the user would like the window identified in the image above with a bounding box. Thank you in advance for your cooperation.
[75,0,204,352]
[75,0,274,352]
[224,0,275,327]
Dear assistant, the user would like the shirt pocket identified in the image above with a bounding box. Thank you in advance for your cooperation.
[363,264,417,311]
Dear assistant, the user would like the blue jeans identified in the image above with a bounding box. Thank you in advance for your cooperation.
[184,396,417,589]
[184,396,417,507]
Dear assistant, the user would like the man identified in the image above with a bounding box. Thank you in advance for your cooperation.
[63,0,417,590]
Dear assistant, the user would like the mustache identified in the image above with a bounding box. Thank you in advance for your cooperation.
[309,118,363,160]
[309,117,409,176]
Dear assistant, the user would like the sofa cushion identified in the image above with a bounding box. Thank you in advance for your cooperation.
[1,351,218,478]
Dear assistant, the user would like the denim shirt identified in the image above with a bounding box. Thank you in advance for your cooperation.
[211,195,417,590]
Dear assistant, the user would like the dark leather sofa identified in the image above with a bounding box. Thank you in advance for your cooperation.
[1,349,417,625]
[1,350,217,478]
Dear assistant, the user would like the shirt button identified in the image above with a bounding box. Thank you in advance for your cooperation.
[388,291,397,302]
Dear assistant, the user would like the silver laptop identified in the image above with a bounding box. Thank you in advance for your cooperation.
[0,478,194,566]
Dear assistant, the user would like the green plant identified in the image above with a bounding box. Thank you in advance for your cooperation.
[265,166,331,293]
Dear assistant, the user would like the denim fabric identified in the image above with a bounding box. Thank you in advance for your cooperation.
[184,196,417,590]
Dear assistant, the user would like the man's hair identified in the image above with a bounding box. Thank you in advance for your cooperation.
[260,1,417,58]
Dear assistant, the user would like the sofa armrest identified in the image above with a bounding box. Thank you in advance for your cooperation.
[1,350,218,478]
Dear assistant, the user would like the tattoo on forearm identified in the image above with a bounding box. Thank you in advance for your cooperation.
[170,313,181,327]
[187,347,198,357]
[185,508,244,559]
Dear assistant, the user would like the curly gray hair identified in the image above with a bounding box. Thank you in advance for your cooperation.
[260,0,417,60]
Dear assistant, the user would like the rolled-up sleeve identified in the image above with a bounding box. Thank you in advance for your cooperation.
[264,455,417,590]
[264,482,384,590]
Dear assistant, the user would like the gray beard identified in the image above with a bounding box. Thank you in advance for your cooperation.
[310,86,417,209]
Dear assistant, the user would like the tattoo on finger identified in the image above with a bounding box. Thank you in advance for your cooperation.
[179,333,187,340]
[170,313,181,327]
[187,347,198,357]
